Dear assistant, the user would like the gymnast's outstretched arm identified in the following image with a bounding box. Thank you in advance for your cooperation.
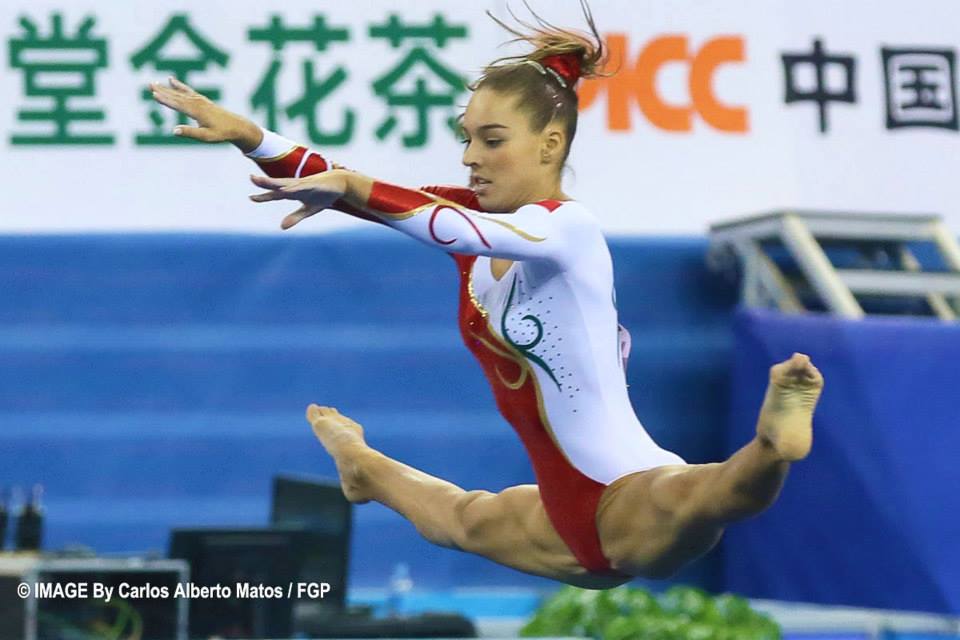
[150,76,583,260]
[148,76,392,225]
[150,77,575,251]
[249,169,585,263]
[149,77,484,219]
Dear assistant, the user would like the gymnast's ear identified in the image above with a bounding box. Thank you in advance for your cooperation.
[540,124,565,165]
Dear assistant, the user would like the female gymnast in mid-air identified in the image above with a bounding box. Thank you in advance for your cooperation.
[151,5,823,588]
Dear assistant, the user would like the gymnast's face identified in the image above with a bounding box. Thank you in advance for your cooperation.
[460,87,563,213]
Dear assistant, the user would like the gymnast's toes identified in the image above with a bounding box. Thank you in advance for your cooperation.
[305,404,372,503]
[770,353,824,390]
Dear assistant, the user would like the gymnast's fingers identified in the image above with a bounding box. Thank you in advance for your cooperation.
[149,84,179,109]
[281,205,320,230]
[248,190,287,203]
[169,76,199,94]
[250,174,296,191]
[150,83,199,119]
[172,125,218,142]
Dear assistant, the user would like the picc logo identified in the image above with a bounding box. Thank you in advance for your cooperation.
[579,34,749,133]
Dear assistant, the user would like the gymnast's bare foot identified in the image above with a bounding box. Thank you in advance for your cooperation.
[756,353,824,461]
[306,404,373,503]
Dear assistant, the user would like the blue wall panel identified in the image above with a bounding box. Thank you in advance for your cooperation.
[0,231,735,589]
[725,309,960,615]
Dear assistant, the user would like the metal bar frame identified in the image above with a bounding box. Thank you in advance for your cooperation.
[709,210,960,321]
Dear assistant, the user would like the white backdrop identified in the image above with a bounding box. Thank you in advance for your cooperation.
[2,0,959,234]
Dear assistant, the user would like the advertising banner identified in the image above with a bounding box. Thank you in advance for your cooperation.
[3,1,959,234]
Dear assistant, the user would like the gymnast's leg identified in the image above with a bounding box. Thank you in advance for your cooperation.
[681,352,824,522]
[596,353,824,576]
[305,405,625,588]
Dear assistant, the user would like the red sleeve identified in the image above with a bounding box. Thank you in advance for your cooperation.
[250,142,385,226]
[420,185,483,211]
[254,147,327,178]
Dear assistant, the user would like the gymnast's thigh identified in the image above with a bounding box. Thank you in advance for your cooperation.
[454,484,609,585]
[595,465,725,578]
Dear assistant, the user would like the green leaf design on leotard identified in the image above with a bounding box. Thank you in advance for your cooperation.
[501,273,562,391]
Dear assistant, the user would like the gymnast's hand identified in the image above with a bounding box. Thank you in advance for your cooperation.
[249,172,349,230]
[149,76,262,152]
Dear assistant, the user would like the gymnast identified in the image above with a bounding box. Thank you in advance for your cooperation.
[150,6,824,588]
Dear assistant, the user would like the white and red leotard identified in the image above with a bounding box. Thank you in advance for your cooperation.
[247,129,686,574]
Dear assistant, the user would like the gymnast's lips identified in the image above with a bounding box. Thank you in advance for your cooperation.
[470,176,492,192]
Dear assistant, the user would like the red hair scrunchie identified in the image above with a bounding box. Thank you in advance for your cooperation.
[541,53,582,88]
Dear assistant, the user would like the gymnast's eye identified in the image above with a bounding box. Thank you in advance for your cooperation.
[484,139,502,148]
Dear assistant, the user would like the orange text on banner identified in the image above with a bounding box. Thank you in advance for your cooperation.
[579,34,749,133]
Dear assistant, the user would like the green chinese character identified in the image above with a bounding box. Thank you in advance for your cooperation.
[248,15,354,146]
[8,14,113,145]
[369,13,468,148]
[130,14,229,145]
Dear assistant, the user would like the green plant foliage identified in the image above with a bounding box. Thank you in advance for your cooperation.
[520,585,782,640]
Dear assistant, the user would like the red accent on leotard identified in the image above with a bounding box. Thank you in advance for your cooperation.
[422,186,481,209]
[368,181,435,215]
[300,152,330,176]
[256,147,314,178]
[429,206,492,248]
[536,199,564,213]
